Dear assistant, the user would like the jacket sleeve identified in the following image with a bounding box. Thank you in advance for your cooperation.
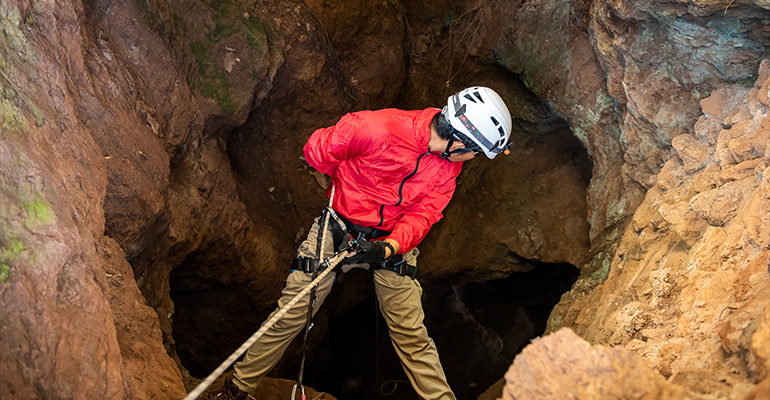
[304,113,372,177]
[386,166,460,252]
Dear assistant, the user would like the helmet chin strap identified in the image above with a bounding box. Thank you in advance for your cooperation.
[439,137,455,160]
[440,137,481,160]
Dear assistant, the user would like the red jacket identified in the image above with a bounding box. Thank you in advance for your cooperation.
[304,108,463,252]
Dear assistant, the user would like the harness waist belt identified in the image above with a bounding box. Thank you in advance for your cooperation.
[336,214,391,240]
[291,257,323,273]
[375,256,419,279]
[292,255,418,279]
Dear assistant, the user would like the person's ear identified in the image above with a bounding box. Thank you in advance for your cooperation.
[449,141,465,151]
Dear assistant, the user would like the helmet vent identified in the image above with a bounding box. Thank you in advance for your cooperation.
[498,127,505,137]
[473,91,485,102]
[463,94,477,103]
[490,116,499,126]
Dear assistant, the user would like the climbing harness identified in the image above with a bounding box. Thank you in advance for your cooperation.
[181,248,352,400]
[330,213,419,279]
[183,181,417,400]
[376,256,419,279]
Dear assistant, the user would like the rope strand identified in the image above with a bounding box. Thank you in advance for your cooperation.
[182,250,350,400]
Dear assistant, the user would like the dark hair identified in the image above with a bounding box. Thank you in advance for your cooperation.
[431,112,477,149]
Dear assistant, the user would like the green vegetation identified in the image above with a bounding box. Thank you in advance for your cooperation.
[172,0,270,113]
[0,92,30,134]
[1,3,32,55]
[0,236,25,283]
[1,2,44,135]
[0,163,54,284]
[132,0,268,113]
[0,239,24,263]
[0,263,9,282]
[190,41,237,113]
[135,0,163,26]
[23,198,54,226]
[591,256,611,282]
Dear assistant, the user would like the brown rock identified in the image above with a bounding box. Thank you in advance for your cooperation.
[101,237,186,399]
[4,0,770,399]
[658,201,708,245]
[671,134,712,173]
[499,328,689,400]
[657,341,686,378]
[749,283,770,380]
[694,114,724,145]
[726,120,765,163]
[554,59,770,399]
[744,378,770,400]
[700,86,751,125]
[690,178,753,227]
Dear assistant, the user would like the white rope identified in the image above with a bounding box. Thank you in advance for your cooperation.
[182,250,350,400]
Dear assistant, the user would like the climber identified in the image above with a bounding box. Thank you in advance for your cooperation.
[222,86,512,400]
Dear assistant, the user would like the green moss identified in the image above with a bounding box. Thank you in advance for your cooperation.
[548,312,563,329]
[0,263,9,282]
[175,0,270,113]
[1,171,55,229]
[134,0,163,29]
[0,240,24,262]
[23,8,36,27]
[189,40,237,113]
[23,198,54,226]
[591,257,611,282]
[596,90,614,110]
[242,18,267,55]
[0,237,26,284]
[0,92,30,134]
[0,2,44,133]
[573,126,589,146]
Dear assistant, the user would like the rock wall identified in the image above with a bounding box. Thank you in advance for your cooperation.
[1,0,768,399]
[543,60,770,400]
[0,0,286,396]
[500,328,690,399]
[0,0,188,397]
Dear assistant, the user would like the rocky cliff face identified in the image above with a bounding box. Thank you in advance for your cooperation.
[0,0,768,399]
[513,63,770,400]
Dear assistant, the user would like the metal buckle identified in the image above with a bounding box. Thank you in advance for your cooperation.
[395,262,407,276]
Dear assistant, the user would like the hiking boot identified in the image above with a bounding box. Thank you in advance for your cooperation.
[222,375,250,400]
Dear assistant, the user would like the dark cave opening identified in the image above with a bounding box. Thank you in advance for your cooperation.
[170,62,589,397]
[170,258,578,399]
[170,252,278,379]
[268,262,579,400]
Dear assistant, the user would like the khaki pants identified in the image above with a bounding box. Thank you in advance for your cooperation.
[232,216,456,400]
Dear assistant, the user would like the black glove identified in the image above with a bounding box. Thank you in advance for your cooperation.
[345,240,392,264]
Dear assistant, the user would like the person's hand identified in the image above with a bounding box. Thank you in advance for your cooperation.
[345,240,392,264]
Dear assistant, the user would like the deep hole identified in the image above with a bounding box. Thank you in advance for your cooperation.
[171,262,578,399]
[295,263,578,400]
[171,66,588,396]
[170,252,275,378]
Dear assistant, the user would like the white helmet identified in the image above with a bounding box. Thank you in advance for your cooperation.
[442,86,512,159]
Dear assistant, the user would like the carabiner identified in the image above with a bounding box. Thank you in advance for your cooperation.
[290,383,306,400]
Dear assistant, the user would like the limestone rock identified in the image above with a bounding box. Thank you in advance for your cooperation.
[499,328,689,400]
[550,60,770,398]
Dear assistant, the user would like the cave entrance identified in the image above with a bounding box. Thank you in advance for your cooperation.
[170,64,589,398]
[171,258,578,399]
[277,262,579,400]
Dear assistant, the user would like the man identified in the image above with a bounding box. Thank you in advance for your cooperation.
[224,86,512,400]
